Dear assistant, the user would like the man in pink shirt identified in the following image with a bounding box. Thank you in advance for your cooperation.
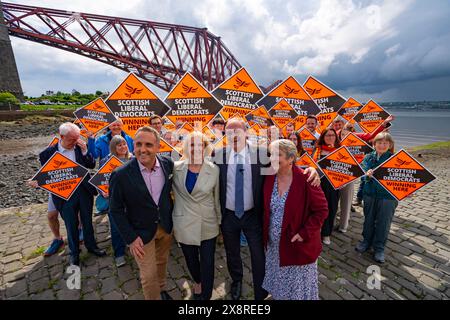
[109,126,174,300]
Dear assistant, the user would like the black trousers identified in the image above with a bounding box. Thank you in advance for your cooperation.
[221,209,267,300]
[321,178,340,237]
[59,187,97,258]
[180,237,216,300]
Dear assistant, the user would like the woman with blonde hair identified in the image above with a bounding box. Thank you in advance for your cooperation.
[172,131,221,300]
[99,135,132,267]
[356,132,397,263]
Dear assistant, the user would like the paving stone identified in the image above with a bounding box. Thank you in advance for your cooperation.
[56,289,81,300]
[4,278,27,298]
[128,292,144,300]
[1,253,22,264]
[102,290,123,300]
[4,261,23,274]
[100,277,117,295]
[117,265,135,283]
[121,279,139,295]
[29,277,50,294]
[82,291,101,300]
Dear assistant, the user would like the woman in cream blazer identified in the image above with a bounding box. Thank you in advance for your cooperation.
[172,131,221,300]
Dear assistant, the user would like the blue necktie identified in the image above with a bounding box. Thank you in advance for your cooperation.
[235,154,244,219]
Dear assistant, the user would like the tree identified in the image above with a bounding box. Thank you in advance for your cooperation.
[0,92,20,108]
[95,90,103,96]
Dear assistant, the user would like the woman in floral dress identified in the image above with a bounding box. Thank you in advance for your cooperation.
[262,139,329,300]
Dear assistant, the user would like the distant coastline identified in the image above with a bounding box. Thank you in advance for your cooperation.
[381,101,450,111]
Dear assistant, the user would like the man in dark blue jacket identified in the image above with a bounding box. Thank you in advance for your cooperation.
[39,122,106,266]
[109,126,174,300]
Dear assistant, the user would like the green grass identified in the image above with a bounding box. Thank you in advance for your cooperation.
[410,140,450,151]
[25,246,46,260]
[48,278,58,290]
[20,104,82,111]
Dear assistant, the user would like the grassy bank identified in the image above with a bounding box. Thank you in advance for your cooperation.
[20,104,81,111]
[410,141,450,151]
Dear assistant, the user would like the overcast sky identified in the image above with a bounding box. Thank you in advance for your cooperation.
[6,0,450,102]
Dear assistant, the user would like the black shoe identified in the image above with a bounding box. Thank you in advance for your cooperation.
[88,248,107,257]
[193,293,203,300]
[230,281,242,300]
[160,290,173,300]
[350,205,356,212]
[69,255,80,266]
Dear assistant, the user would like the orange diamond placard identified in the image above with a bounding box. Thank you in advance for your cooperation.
[245,106,274,128]
[298,127,318,156]
[165,72,223,129]
[295,152,324,178]
[73,98,117,135]
[257,76,321,127]
[31,152,89,200]
[303,76,347,132]
[158,137,182,160]
[47,136,59,148]
[268,99,298,129]
[372,149,436,201]
[352,100,391,133]
[317,146,365,190]
[338,97,363,123]
[89,156,124,194]
[212,67,264,120]
[106,73,170,137]
[202,126,219,143]
[213,135,228,149]
[340,133,374,163]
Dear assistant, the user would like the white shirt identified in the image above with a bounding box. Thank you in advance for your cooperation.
[57,142,87,162]
[226,145,254,212]
[57,142,77,162]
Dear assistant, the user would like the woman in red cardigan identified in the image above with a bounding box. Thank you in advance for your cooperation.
[262,139,329,300]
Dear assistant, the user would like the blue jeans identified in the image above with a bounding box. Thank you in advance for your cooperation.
[59,188,97,258]
[362,195,398,253]
[108,212,126,258]
[356,178,365,200]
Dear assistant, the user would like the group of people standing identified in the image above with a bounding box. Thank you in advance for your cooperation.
[29,110,399,300]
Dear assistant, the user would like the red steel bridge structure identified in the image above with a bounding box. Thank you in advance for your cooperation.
[1,2,245,92]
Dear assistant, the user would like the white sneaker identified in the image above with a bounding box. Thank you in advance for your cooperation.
[339,229,347,233]
[115,256,126,268]
[322,237,331,245]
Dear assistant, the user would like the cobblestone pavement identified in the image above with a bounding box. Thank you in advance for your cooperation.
[0,151,449,300]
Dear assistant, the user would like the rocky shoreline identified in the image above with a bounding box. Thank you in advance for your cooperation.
[0,116,73,208]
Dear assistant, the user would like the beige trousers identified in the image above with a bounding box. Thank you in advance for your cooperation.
[134,226,173,300]
[338,181,355,231]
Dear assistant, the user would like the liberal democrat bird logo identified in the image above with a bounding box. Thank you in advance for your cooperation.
[52,160,68,169]
[367,105,377,112]
[394,158,412,167]
[336,152,350,161]
[347,138,358,145]
[299,159,309,166]
[306,87,322,96]
[347,101,356,106]
[124,83,143,98]
[181,83,198,97]
[92,103,103,110]
[233,77,250,89]
[282,84,300,96]
[108,163,120,172]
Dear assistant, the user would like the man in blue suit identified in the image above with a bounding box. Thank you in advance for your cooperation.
[39,122,106,266]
